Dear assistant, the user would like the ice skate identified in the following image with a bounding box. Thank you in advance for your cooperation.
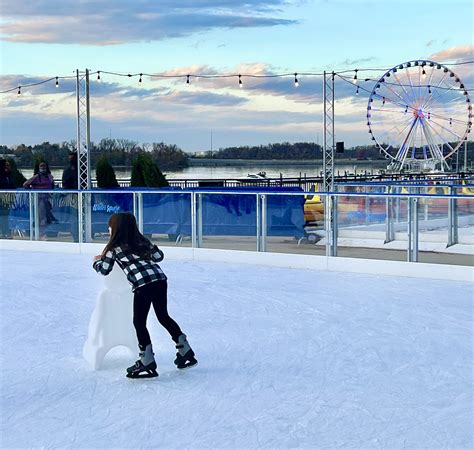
[126,344,159,379]
[174,334,197,369]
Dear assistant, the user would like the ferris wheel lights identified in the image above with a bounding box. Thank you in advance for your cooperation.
[414,61,419,66]
[428,85,431,94]
[436,64,441,69]
[356,86,359,94]
[97,71,101,82]
[443,67,448,72]
[186,75,190,84]
[294,73,299,87]
[405,105,408,113]
[398,64,403,69]
[382,96,386,105]
[55,77,59,88]
[429,62,434,67]
[422,68,426,78]
[238,74,243,88]
[17,86,21,96]
[139,73,142,83]
[406,62,411,67]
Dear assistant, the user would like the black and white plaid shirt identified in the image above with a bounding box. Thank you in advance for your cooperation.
[93,244,167,292]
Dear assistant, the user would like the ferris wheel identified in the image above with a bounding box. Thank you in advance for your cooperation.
[366,60,472,172]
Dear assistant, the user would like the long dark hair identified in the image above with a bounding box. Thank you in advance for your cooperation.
[102,212,152,259]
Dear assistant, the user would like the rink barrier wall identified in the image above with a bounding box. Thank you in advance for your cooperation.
[1,240,472,283]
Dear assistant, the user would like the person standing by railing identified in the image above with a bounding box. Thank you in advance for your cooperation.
[23,161,56,240]
[0,159,16,238]
[61,151,79,242]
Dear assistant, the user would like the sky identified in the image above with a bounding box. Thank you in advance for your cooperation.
[0,0,473,152]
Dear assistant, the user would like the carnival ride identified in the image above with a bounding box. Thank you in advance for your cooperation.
[366,60,472,172]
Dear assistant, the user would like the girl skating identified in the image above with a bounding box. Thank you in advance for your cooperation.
[92,212,197,378]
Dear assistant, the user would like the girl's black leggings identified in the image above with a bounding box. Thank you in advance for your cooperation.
[133,280,182,348]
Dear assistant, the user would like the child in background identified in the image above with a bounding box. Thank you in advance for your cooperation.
[92,212,197,378]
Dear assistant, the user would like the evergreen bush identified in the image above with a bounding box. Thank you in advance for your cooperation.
[130,153,169,187]
[96,155,119,188]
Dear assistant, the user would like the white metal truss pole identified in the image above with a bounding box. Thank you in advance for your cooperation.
[76,69,91,242]
[76,69,91,190]
[323,71,337,256]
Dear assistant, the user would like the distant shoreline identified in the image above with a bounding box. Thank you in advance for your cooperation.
[187,158,388,167]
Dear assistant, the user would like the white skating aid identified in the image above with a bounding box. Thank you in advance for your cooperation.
[83,263,137,369]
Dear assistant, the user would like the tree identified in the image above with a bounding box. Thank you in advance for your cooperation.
[95,155,119,188]
[130,153,169,187]
[6,158,26,187]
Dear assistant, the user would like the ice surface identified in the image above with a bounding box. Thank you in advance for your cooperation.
[0,250,472,448]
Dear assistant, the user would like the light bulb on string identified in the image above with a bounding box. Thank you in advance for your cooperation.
[139,73,142,83]
[382,96,385,105]
[449,118,452,126]
[294,73,299,87]
[428,85,431,94]
[356,85,359,95]
[422,68,426,79]
[353,69,358,84]
[17,86,21,96]
[405,105,408,114]
[186,75,190,85]
[97,71,101,82]
[55,77,59,88]
[238,74,243,88]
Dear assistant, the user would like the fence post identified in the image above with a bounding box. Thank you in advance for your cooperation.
[260,194,267,252]
[134,192,143,233]
[78,191,83,244]
[385,186,395,243]
[447,186,458,247]
[29,192,35,240]
[407,190,419,262]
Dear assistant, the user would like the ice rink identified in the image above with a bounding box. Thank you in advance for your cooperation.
[0,249,472,448]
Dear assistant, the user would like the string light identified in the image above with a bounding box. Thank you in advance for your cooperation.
[356,85,359,95]
[1,60,473,96]
[428,85,431,94]
[382,96,385,105]
[17,86,21,96]
[422,68,426,79]
[405,105,408,113]
[450,118,452,126]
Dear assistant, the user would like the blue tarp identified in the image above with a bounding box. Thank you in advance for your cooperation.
[6,187,305,238]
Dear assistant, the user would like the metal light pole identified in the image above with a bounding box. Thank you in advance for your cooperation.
[76,69,92,243]
[323,71,337,256]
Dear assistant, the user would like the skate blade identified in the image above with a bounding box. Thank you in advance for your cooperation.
[177,360,198,370]
[126,370,159,379]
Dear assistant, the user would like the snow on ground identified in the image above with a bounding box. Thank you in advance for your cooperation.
[0,250,472,449]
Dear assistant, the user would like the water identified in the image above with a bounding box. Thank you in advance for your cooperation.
[22,162,385,182]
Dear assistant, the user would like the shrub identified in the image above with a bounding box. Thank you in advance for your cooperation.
[96,155,119,188]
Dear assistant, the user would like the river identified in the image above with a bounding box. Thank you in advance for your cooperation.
[21,161,387,182]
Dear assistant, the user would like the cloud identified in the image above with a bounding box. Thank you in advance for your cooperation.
[0,1,298,45]
[429,45,474,62]
[339,57,377,66]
